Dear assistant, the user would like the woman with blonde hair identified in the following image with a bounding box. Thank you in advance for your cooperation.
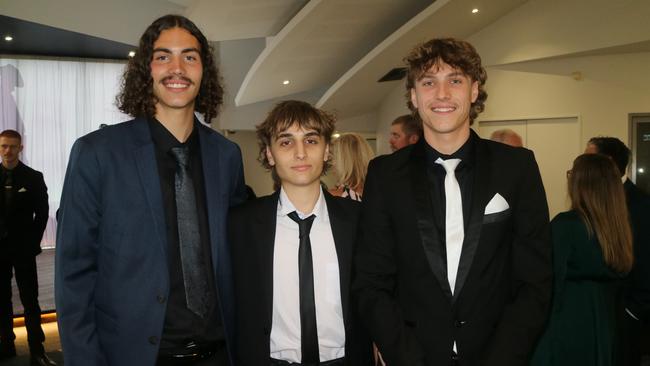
[329,133,374,201]
[532,153,633,366]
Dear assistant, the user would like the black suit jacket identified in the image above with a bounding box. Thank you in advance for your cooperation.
[230,190,372,366]
[0,161,49,256]
[354,132,552,366]
[624,179,650,321]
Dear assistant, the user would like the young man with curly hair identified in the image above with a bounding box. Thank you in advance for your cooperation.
[229,100,371,366]
[354,38,552,366]
[56,15,246,366]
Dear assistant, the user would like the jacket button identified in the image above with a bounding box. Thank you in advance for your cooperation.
[148,336,158,345]
[455,320,467,328]
[157,295,166,303]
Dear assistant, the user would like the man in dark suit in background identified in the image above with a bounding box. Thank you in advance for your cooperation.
[0,129,55,366]
[354,38,552,366]
[230,100,371,366]
[56,15,246,366]
[586,136,650,365]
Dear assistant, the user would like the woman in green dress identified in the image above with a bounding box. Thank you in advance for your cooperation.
[531,153,634,366]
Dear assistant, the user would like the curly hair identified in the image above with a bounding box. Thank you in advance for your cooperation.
[256,100,336,187]
[404,38,488,124]
[116,14,223,122]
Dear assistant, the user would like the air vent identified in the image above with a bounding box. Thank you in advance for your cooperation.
[378,67,407,82]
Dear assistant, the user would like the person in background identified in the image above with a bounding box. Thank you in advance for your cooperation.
[489,129,523,147]
[389,114,422,152]
[0,129,55,366]
[531,153,633,366]
[56,14,246,366]
[230,100,372,366]
[328,133,374,201]
[585,136,650,365]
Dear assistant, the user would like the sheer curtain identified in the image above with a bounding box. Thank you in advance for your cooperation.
[0,57,131,248]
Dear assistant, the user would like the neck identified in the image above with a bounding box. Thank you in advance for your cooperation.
[424,126,470,155]
[283,182,321,214]
[155,107,196,142]
[2,160,18,170]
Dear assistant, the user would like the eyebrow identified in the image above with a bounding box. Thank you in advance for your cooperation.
[274,130,321,141]
[152,47,201,54]
[419,70,467,79]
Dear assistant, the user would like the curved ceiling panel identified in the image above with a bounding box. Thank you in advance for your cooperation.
[317,0,528,119]
[235,0,433,106]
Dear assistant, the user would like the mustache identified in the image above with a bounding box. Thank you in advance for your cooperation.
[160,76,194,85]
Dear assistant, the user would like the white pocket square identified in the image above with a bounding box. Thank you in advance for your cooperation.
[484,193,509,214]
[18,187,27,192]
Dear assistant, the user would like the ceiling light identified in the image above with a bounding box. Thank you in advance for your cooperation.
[639,168,645,174]
[282,80,290,85]
[4,35,13,42]
[128,51,136,57]
[332,133,341,139]
[472,8,479,14]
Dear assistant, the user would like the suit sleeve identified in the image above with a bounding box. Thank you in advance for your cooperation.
[31,171,49,253]
[55,138,107,366]
[353,159,427,366]
[229,144,247,207]
[482,150,552,366]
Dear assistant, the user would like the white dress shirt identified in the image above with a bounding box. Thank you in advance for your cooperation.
[270,187,346,362]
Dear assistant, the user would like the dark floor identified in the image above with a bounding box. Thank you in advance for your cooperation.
[1,321,62,365]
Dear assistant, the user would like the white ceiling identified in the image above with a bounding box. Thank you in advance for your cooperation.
[2,0,649,130]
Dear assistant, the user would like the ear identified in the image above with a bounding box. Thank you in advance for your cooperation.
[471,81,479,103]
[410,88,418,109]
[323,143,330,162]
[18,144,24,153]
[265,146,275,166]
[408,134,419,144]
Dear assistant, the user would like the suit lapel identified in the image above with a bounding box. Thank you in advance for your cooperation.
[132,119,168,262]
[453,135,491,302]
[198,122,224,276]
[409,143,453,299]
[324,192,353,325]
[257,192,280,330]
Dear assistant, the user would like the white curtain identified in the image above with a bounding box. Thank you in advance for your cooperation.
[0,57,131,248]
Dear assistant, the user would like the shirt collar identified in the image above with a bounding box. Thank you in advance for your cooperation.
[424,130,476,168]
[148,117,199,153]
[278,186,328,223]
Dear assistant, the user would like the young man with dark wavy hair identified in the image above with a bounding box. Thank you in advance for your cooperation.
[354,38,552,366]
[56,14,246,366]
[230,100,371,366]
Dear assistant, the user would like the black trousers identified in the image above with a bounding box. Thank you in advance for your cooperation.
[0,253,45,353]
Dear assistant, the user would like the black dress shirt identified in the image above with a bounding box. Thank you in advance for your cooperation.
[147,118,223,351]
[424,133,476,251]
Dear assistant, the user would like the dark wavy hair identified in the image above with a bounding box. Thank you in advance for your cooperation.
[116,14,223,122]
[404,38,488,124]
[256,100,336,187]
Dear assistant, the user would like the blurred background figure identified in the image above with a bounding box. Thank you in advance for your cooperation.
[489,128,523,147]
[586,136,650,366]
[329,133,374,201]
[531,153,633,366]
[389,114,422,152]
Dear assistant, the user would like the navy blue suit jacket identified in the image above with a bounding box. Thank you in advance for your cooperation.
[55,117,246,366]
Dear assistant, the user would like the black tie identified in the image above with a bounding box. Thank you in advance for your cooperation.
[3,170,14,215]
[287,211,319,364]
[170,146,210,318]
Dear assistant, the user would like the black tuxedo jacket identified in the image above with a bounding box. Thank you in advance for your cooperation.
[0,161,49,256]
[230,190,372,366]
[354,132,552,366]
[624,179,650,321]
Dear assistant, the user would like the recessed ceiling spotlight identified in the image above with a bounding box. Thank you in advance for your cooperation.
[472,8,479,14]
[282,80,290,85]
[4,35,13,42]
[128,51,136,57]
[332,133,341,139]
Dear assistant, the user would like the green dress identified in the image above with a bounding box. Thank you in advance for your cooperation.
[531,210,624,366]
